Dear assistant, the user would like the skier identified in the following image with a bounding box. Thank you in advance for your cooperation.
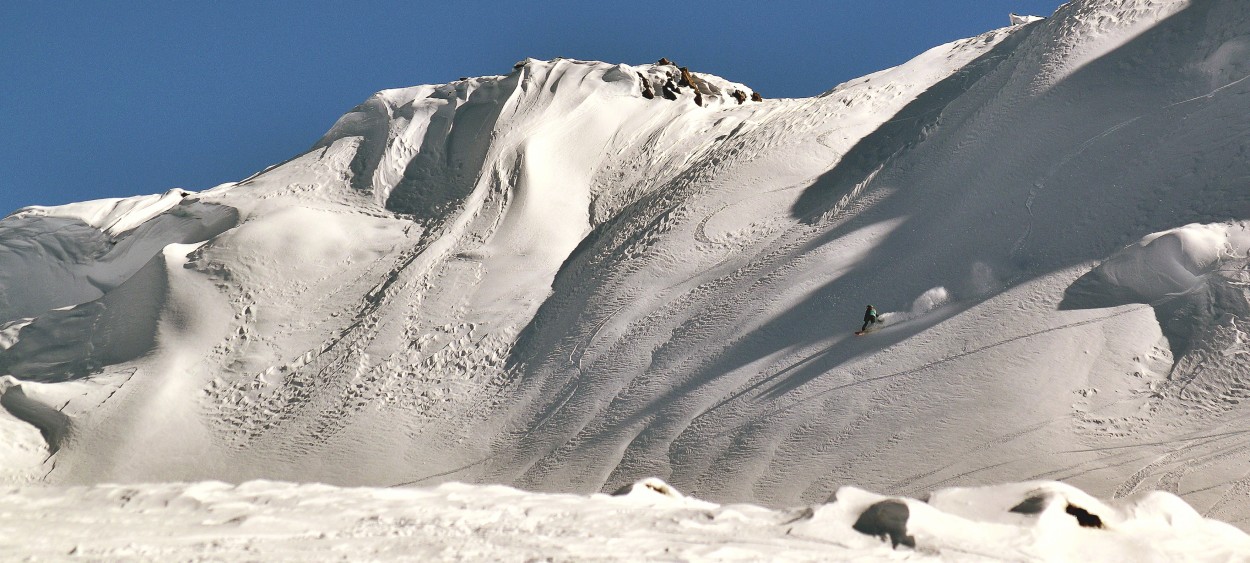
[860,305,879,333]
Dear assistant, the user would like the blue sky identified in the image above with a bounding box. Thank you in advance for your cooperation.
[1,1,1062,216]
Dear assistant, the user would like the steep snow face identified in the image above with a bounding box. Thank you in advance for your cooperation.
[0,56,783,486]
[0,194,238,324]
[1024,0,1192,89]
[3,0,1250,537]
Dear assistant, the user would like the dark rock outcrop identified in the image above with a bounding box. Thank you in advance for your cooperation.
[639,73,655,99]
[677,67,694,87]
[1010,493,1105,528]
[678,68,704,106]
[661,75,680,100]
[1065,504,1105,528]
[1010,495,1049,514]
[853,500,916,549]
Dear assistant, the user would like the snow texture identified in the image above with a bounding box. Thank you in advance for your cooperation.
[2,478,1246,561]
[3,0,1250,558]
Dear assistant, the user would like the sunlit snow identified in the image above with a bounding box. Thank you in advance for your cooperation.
[3,0,1250,560]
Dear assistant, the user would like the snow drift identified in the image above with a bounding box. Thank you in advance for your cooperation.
[3,0,1250,549]
[4,478,1247,561]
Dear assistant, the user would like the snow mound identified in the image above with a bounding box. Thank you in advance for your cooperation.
[9,188,194,237]
[2,478,1245,561]
[1065,222,1250,305]
[1010,13,1045,26]
[0,377,51,483]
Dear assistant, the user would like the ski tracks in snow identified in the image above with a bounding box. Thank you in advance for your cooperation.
[722,304,1151,427]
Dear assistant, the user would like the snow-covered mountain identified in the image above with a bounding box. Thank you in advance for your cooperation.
[3,0,1250,556]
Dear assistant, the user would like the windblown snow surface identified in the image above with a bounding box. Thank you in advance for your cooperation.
[4,0,1250,559]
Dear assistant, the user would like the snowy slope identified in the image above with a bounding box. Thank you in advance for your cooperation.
[2,0,1250,550]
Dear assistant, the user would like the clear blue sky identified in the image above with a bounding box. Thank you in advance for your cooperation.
[1,1,1062,216]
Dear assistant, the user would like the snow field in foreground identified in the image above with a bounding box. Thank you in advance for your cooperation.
[2,478,1246,562]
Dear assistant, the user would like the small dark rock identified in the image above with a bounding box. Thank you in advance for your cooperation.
[853,500,915,548]
[1010,495,1049,515]
[677,67,704,106]
[1065,503,1104,528]
[731,90,747,104]
[751,91,764,102]
[657,57,673,66]
[661,77,680,100]
[678,67,694,87]
[611,479,679,497]
[639,72,655,99]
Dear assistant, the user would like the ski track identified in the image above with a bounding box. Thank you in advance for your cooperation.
[711,304,1151,435]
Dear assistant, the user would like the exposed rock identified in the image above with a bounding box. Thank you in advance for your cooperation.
[1009,492,1104,528]
[661,76,680,100]
[677,68,705,106]
[731,90,747,104]
[751,91,764,102]
[1010,495,1049,514]
[852,500,915,549]
[639,73,655,99]
[1065,504,1105,528]
[678,67,694,87]
[611,477,682,498]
